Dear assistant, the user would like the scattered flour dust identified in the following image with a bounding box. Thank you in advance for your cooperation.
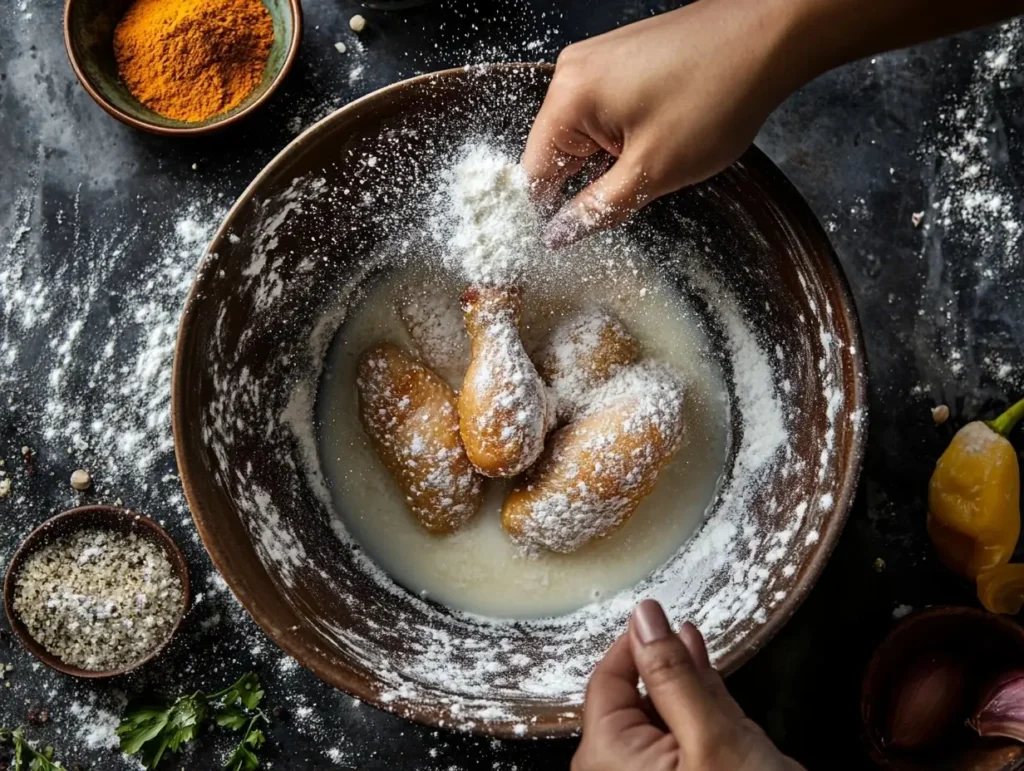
[69,698,121,750]
[0,194,227,496]
[915,20,1024,394]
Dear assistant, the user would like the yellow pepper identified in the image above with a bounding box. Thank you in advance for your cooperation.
[927,399,1024,579]
[978,563,1024,615]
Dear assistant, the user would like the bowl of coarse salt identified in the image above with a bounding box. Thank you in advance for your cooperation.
[172,63,868,737]
[3,506,190,678]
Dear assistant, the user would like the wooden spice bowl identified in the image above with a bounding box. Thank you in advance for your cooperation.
[63,0,302,135]
[2,506,191,678]
[862,606,1024,771]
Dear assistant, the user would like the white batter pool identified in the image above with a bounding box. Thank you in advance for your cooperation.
[316,257,730,619]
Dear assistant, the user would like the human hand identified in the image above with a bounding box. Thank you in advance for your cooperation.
[572,599,804,771]
[523,0,814,247]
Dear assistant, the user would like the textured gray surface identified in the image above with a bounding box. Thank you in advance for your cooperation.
[1,0,1022,768]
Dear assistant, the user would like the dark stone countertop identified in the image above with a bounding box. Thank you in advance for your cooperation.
[1,1,1022,768]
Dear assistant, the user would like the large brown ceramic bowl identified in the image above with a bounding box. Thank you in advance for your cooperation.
[172,64,868,737]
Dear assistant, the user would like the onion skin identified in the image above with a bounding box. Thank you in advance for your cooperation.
[970,670,1024,742]
[886,653,969,749]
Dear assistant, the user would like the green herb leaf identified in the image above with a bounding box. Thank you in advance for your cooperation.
[215,705,248,731]
[118,673,267,769]
[217,673,264,712]
[0,728,67,771]
[117,695,207,769]
[222,713,267,771]
[116,705,171,755]
[223,743,260,771]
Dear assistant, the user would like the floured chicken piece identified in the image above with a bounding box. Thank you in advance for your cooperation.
[357,343,484,534]
[502,361,686,553]
[399,286,470,383]
[458,285,554,477]
[535,308,641,422]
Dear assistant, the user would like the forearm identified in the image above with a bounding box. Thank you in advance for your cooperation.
[781,0,1024,79]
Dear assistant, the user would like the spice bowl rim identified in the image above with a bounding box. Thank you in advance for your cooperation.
[2,505,191,679]
[62,0,303,136]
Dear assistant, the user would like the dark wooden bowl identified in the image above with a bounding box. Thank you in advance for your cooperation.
[862,607,1024,771]
[3,506,191,678]
[171,64,868,736]
[63,0,301,135]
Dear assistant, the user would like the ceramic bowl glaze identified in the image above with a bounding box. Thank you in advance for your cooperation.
[172,64,869,737]
[63,0,301,135]
[3,506,190,678]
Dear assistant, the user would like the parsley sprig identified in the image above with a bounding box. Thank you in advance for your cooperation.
[0,728,67,771]
[223,712,268,771]
[116,672,269,769]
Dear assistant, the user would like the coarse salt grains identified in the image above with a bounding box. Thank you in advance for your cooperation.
[13,528,184,671]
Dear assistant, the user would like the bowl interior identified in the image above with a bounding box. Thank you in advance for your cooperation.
[64,0,296,131]
[173,64,867,736]
[2,506,191,678]
[862,607,1024,771]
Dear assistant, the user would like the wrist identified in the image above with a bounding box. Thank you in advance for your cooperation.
[756,0,841,92]
[707,0,827,106]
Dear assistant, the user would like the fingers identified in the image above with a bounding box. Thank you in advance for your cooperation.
[629,599,719,742]
[542,152,653,249]
[679,621,711,669]
[582,633,641,733]
[522,92,604,208]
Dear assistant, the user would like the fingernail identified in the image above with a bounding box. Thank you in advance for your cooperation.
[542,203,587,250]
[633,599,671,645]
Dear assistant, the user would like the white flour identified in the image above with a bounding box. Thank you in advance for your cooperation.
[0,194,226,496]
[399,285,470,383]
[432,144,542,286]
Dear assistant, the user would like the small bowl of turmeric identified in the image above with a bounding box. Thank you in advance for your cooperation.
[63,0,301,135]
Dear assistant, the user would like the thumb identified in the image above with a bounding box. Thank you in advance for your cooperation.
[629,599,720,743]
[542,151,654,249]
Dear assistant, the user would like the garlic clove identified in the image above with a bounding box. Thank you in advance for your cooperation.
[886,652,969,749]
[970,670,1024,742]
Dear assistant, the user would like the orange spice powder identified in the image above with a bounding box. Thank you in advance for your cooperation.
[113,0,275,123]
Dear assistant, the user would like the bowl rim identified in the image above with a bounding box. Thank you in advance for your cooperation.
[62,0,303,137]
[171,62,870,737]
[2,505,192,678]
